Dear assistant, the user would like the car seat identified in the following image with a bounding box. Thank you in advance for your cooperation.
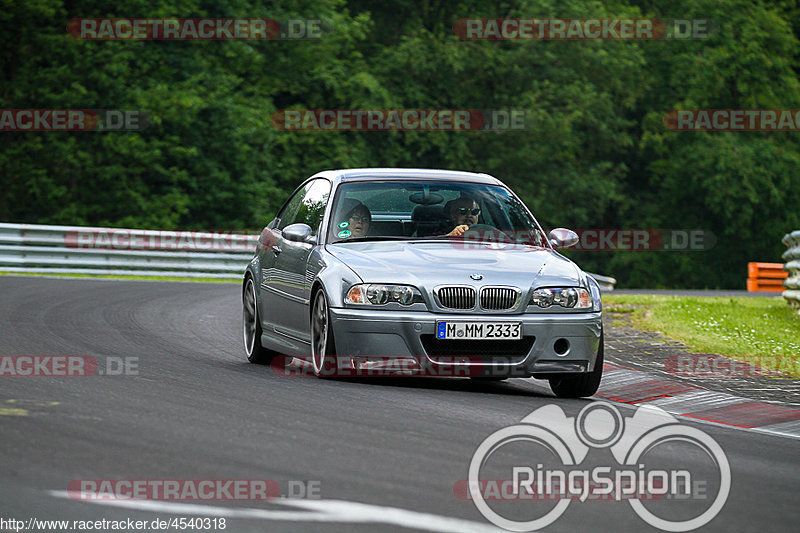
[412,205,445,237]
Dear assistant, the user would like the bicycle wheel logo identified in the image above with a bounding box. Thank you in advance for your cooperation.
[467,402,730,531]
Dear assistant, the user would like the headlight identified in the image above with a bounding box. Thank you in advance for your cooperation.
[346,284,424,306]
[531,287,592,309]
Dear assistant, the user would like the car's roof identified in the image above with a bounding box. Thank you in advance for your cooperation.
[311,168,503,186]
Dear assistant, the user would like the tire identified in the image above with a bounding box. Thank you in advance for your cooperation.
[310,290,337,377]
[243,276,278,364]
[549,331,604,398]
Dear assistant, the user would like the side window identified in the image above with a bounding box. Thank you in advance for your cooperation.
[277,185,308,231]
[293,179,331,235]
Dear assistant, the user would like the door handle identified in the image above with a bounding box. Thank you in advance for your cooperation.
[272,245,282,255]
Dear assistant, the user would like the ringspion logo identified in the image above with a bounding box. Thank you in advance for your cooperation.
[465,402,729,531]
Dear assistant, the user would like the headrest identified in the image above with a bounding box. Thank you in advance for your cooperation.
[412,205,444,221]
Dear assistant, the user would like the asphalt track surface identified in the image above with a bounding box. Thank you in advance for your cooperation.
[1,276,798,532]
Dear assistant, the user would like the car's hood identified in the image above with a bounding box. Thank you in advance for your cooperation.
[325,241,583,289]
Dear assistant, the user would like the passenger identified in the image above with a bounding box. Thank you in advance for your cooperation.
[336,199,371,239]
[443,197,480,236]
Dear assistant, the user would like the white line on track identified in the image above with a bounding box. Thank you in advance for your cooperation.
[48,491,504,533]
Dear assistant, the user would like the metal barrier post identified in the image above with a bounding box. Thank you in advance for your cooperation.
[783,230,800,310]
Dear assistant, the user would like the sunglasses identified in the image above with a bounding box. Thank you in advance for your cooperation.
[456,208,481,216]
[349,214,371,222]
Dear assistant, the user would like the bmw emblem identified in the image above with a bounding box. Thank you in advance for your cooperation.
[470,274,483,281]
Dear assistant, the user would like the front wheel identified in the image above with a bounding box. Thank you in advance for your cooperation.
[310,290,337,377]
[548,331,604,398]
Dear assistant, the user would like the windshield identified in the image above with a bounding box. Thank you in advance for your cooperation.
[327,180,547,246]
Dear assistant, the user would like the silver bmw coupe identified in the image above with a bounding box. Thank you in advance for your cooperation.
[242,168,603,397]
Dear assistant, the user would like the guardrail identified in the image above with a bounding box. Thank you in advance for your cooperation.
[783,230,800,310]
[0,223,257,279]
[587,272,616,291]
[0,222,619,290]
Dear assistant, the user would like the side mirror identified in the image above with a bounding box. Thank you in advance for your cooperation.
[282,223,315,243]
[548,228,579,249]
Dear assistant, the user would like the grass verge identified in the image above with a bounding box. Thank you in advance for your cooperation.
[603,294,800,377]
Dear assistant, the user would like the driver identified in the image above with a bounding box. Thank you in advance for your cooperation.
[443,196,480,236]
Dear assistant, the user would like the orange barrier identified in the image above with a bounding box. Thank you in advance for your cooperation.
[747,262,787,292]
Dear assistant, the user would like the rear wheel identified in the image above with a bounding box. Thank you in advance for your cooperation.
[311,290,337,377]
[549,331,604,398]
[243,277,277,364]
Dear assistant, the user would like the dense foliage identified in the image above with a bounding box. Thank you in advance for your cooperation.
[2,0,799,288]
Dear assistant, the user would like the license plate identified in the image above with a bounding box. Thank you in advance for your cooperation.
[436,321,522,340]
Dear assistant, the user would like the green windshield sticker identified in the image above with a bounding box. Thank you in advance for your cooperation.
[338,221,349,228]
[337,230,352,238]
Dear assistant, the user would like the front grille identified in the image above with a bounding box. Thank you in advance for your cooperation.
[480,287,519,310]
[436,286,476,310]
[420,335,535,364]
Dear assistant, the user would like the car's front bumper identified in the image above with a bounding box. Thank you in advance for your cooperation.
[328,307,602,378]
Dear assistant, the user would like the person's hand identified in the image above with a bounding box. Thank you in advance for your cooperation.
[448,224,469,236]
